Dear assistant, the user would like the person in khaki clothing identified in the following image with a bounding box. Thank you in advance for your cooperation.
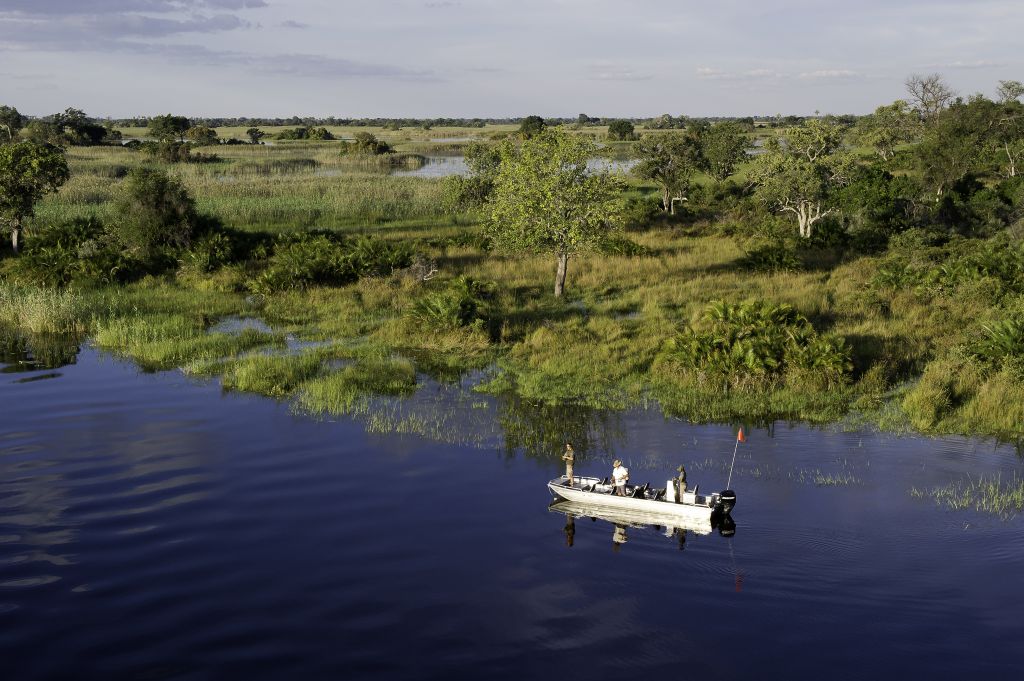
[562,443,575,487]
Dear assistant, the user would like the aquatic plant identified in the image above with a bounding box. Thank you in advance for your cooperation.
[910,473,1024,519]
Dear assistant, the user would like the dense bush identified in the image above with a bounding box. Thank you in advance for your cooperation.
[5,217,141,286]
[277,126,334,141]
[339,132,392,155]
[872,231,1024,300]
[137,140,218,164]
[248,233,413,293]
[658,300,852,390]
[110,168,198,256]
[406,276,496,332]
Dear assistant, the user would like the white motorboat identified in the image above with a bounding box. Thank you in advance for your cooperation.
[547,475,736,522]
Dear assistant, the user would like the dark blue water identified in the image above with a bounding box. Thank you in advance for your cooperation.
[2,345,1023,680]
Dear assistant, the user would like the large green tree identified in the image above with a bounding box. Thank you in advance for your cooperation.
[487,129,623,297]
[185,125,219,146]
[914,96,996,197]
[750,119,853,237]
[632,130,703,212]
[148,114,191,142]
[0,142,69,253]
[518,115,546,138]
[701,121,748,182]
[853,100,921,161]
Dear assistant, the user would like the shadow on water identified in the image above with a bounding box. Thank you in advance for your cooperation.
[0,329,82,374]
[497,394,626,461]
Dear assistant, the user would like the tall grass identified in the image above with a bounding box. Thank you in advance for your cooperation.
[0,283,88,334]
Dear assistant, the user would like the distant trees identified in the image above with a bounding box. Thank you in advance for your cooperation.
[342,132,392,155]
[606,120,637,141]
[701,122,749,182]
[0,142,69,253]
[185,125,219,146]
[645,114,689,130]
[246,127,266,144]
[633,131,703,213]
[853,100,920,161]
[148,114,191,142]
[277,126,334,140]
[518,115,546,138]
[750,119,853,237]
[487,129,623,297]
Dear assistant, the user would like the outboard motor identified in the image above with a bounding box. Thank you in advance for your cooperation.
[718,490,737,515]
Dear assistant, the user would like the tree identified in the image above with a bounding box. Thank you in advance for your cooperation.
[914,96,996,197]
[701,121,748,181]
[110,167,197,255]
[853,100,921,161]
[905,73,955,122]
[246,127,266,144]
[442,141,501,209]
[993,99,1024,177]
[185,125,218,146]
[606,120,636,141]
[148,114,191,142]
[0,105,25,143]
[632,131,703,213]
[0,142,69,253]
[52,108,106,146]
[996,80,1024,104]
[345,132,392,155]
[518,115,546,138]
[487,129,624,297]
[750,119,853,237]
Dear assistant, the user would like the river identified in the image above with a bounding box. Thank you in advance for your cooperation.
[2,341,1023,679]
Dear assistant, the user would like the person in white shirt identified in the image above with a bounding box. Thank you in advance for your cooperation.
[612,459,629,496]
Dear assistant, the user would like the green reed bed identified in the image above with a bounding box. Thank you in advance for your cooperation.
[296,355,417,415]
[94,313,283,371]
[0,283,89,335]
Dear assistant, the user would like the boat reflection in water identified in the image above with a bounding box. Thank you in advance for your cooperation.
[550,499,736,551]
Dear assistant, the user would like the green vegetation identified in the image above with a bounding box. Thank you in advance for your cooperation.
[2,81,1023,441]
[911,474,1024,519]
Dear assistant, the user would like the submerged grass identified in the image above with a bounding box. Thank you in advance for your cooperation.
[910,474,1024,518]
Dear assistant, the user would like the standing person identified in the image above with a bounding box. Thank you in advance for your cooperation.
[676,464,688,502]
[612,459,629,496]
[562,443,575,487]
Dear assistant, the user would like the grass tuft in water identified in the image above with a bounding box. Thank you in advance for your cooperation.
[297,356,417,415]
[910,473,1024,518]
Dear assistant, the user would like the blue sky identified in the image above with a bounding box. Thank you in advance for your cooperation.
[0,0,1020,118]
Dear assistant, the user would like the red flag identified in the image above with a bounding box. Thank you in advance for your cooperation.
[737,428,745,443]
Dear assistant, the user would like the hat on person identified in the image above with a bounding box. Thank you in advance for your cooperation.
[613,459,622,467]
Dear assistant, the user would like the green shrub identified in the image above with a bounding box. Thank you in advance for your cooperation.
[407,276,495,332]
[110,168,197,256]
[248,233,413,293]
[658,300,852,390]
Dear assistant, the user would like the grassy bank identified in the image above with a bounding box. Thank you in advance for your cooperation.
[2,130,1022,442]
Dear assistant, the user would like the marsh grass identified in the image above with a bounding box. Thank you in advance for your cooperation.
[0,283,89,335]
[910,473,1024,518]
[297,355,417,415]
[219,351,326,398]
[94,314,283,371]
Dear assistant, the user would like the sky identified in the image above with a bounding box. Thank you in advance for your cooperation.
[0,0,1021,119]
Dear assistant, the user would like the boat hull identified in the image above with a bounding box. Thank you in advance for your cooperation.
[548,476,730,520]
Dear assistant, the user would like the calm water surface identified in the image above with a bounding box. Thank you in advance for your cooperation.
[2,343,1023,680]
